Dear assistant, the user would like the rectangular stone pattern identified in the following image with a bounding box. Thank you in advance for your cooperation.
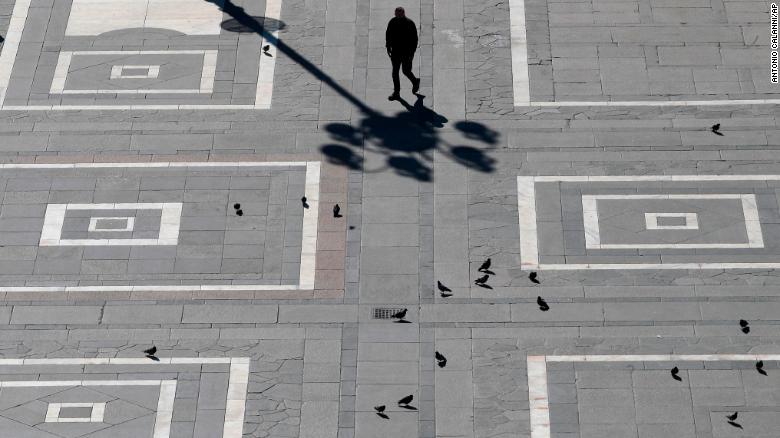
[0,164,305,292]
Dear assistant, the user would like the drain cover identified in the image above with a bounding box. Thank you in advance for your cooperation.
[372,307,406,319]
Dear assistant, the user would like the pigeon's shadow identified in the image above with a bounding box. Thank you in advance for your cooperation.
[399,405,418,411]
[475,283,493,290]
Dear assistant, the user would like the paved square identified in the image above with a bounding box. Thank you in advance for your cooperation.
[529,354,780,438]
[518,175,780,269]
[0,0,281,109]
[0,161,328,298]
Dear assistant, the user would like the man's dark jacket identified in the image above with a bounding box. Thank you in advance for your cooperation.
[385,16,418,55]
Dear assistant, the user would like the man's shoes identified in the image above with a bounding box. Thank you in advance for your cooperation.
[388,92,400,101]
[412,78,420,94]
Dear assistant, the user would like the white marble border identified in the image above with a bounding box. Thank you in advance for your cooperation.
[88,216,136,233]
[507,0,780,107]
[581,194,764,250]
[45,402,106,423]
[9,379,174,437]
[528,354,780,438]
[50,50,217,94]
[7,161,318,293]
[0,357,250,438]
[517,175,776,270]
[509,0,530,106]
[255,0,282,109]
[110,65,161,79]
[40,202,182,246]
[644,212,698,230]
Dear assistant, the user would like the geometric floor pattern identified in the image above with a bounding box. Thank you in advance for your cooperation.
[519,175,780,270]
[533,355,780,438]
[0,358,249,438]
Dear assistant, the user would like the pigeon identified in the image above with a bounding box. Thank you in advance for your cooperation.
[435,351,447,368]
[333,204,342,218]
[437,281,452,297]
[236,209,243,216]
[478,258,492,273]
[726,412,738,421]
[740,319,750,334]
[537,296,550,312]
[671,366,682,381]
[233,203,241,210]
[374,405,388,419]
[474,274,489,285]
[529,271,540,284]
[727,421,743,429]
[301,196,309,208]
[711,123,723,136]
[262,45,270,52]
[398,395,413,405]
[391,308,407,320]
[756,360,767,376]
[143,346,159,361]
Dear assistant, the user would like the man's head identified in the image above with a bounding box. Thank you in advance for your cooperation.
[394,6,405,17]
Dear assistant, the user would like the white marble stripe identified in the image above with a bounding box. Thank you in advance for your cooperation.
[254,0,282,109]
[60,89,204,94]
[0,284,301,292]
[582,194,743,200]
[581,196,600,248]
[153,381,177,438]
[533,175,780,182]
[517,176,539,268]
[509,0,529,106]
[1,105,258,110]
[39,204,67,246]
[538,263,780,270]
[530,99,780,107]
[223,360,251,438]
[200,51,218,93]
[0,380,163,387]
[591,243,755,249]
[298,162,320,289]
[50,52,73,93]
[742,194,765,248]
[0,0,31,106]
[527,356,550,438]
[69,50,209,56]
[0,357,235,365]
[546,354,780,362]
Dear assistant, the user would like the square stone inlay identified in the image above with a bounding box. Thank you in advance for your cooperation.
[110,65,161,79]
[88,216,135,232]
[645,212,699,230]
[45,402,106,423]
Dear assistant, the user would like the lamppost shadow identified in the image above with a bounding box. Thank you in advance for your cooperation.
[212,0,499,181]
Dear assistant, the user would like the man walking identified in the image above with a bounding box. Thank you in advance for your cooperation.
[385,6,420,101]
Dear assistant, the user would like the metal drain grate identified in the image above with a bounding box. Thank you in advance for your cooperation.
[372,307,406,319]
